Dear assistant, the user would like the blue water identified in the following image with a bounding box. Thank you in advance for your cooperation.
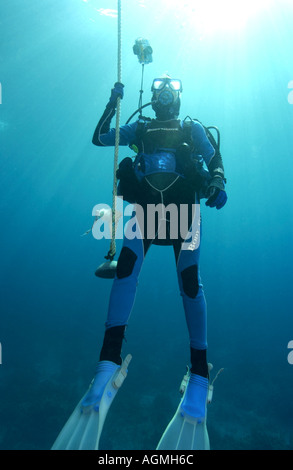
[1,0,293,450]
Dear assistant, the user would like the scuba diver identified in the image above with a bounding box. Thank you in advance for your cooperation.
[52,75,227,451]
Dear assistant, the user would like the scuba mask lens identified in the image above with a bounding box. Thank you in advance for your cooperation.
[151,78,182,92]
[152,79,166,91]
[169,79,182,92]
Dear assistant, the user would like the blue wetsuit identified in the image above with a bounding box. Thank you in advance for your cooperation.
[93,109,223,378]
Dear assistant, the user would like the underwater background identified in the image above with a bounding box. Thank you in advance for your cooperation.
[1,0,293,450]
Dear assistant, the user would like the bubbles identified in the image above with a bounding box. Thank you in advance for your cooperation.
[81,1,117,19]
[96,8,117,18]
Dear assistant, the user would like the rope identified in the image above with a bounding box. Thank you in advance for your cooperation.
[107,0,122,260]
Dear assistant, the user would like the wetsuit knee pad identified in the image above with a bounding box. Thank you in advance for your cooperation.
[181,264,199,298]
[116,247,138,279]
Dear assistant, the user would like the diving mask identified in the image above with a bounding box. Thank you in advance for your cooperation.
[151,78,183,92]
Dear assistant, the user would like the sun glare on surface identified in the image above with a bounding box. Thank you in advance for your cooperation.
[162,0,274,35]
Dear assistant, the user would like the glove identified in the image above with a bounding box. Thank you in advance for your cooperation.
[108,82,124,107]
[205,176,227,210]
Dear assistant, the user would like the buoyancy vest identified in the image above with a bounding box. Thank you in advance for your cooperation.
[133,119,194,182]
[136,119,187,153]
[116,118,211,203]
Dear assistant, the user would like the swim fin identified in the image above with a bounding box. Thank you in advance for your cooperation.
[156,368,211,451]
[51,354,132,450]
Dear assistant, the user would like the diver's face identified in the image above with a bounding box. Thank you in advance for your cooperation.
[151,78,182,108]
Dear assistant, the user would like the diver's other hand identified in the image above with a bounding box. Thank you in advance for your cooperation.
[108,82,124,106]
[205,177,227,210]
